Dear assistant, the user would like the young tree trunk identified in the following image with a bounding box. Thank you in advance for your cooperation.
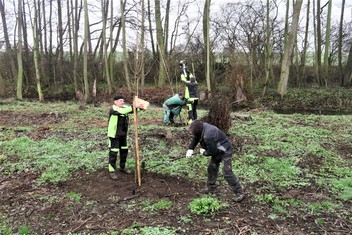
[277,0,303,98]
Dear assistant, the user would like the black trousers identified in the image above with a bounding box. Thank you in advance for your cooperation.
[108,136,128,172]
[207,153,242,193]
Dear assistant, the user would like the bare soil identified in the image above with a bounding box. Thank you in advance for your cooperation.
[1,106,351,234]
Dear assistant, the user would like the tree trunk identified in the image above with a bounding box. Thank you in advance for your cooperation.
[109,0,114,90]
[102,0,112,94]
[262,0,273,96]
[140,0,145,94]
[315,0,323,86]
[299,0,310,86]
[16,0,24,100]
[57,0,64,84]
[0,0,17,82]
[323,0,332,87]
[338,0,345,86]
[121,0,131,90]
[147,0,156,57]
[343,43,352,87]
[277,0,303,98]
[83,0,89,103]
[203,0,211,96]
[154,0,166,87]
[28,0,44,101]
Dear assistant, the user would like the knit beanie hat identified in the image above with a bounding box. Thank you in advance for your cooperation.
[188,120,203,137]
[114,95,124,101]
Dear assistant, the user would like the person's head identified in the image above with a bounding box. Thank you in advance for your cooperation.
[179,60,187,69]
[113,95,124,107]
[178,92,185,100]
[188,120,203,138]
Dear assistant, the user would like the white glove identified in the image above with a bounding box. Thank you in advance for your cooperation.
[186,149,194,158]
[199,148,206,154]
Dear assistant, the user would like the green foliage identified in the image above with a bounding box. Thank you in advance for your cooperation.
[140,226,177,235]
[179,215,193,224]
[141,199,173,213]
[0,213,13,235]
[67,192,81,203]
[307,201,342,215]
[1,135,105,184]
[18,225,32,235]
[189,196,227,216]
[331,177,352,201]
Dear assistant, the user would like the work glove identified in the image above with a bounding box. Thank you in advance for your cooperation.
[202,150,211,156]
[199,148,206,154]
[186,149,194,158]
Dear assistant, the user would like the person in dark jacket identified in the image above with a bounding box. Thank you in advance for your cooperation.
[107,95,144,179]
[185,120,244,202]
[179,60,199,124]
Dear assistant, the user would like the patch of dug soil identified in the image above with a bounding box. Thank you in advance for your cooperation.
[1,166,351,234]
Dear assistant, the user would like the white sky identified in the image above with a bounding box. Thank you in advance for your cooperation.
[0,0,351,51]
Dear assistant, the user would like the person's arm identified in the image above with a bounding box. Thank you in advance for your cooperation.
[110,105,133,115]
[188,135,201,150]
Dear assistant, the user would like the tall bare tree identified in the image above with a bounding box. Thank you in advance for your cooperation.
[299,0,310,86]
[121,0,131,90]
[57,0,64,84]
[203,0,211,95]
[314,0,323,86]
[338,0,345,86]
[83,0,89,102]
[343,43,352,87]
[27,0,44,101]
[154,0,166,87]
[0,0,17,82]
[277,0,303,97]
[322,0,332,87]
[102,0,112,94]
[16,0,24,100]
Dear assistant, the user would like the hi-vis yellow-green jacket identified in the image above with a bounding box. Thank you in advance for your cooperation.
[108,105,134,138]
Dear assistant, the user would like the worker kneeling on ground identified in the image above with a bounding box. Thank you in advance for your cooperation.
[185,120,245,202]
[163,92,187,126]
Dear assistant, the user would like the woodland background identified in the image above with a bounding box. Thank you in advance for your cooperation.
[0,0,351,104]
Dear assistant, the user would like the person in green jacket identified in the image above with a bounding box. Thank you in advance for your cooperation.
[163,92,186,125]
[107,95,144,179]
[179,60,199,124]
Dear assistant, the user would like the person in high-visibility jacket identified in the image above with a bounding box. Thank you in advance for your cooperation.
[179,60,199,124]
[107,95,144,180]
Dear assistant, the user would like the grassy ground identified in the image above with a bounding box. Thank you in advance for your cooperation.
[0,100,351,234]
